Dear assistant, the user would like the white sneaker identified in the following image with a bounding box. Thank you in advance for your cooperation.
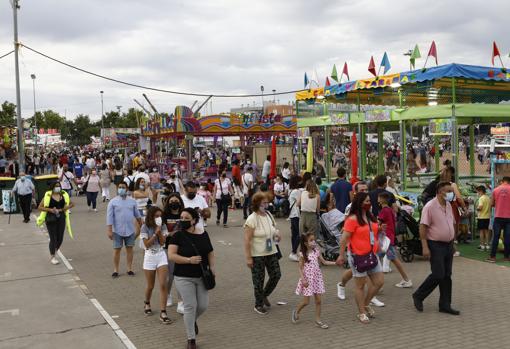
[337,283,346,300]
[370,297,385,307]
[50,257,60,265]
[288,253,299,262]
[453,251,461,257]
[176,301,184,314]
[395,279,413,288]
[166,294,174,307]
[94,208,98,212]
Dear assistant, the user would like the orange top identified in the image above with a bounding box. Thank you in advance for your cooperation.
[343,216,379,255]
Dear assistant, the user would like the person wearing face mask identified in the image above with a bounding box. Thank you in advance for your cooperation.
[59,164,77,197]
[135,165,151,186]
[213,171,234,227]
[140,206,172,324]
[337,192,384,324]
[84,169,101,212]
[149,167,162,204]
[168,208,215,349]
[182,181,211,234]
[162,193,185,309]
[244,192,282,315]
[106,182,143,278]
[134,178,150,217]
[168,170,184,194]
[37,182,75,265]
[12,171,35,223]
[412,182,460,316]
[99,163,112,202]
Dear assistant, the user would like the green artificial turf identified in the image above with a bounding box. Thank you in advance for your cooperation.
[456,239,510,267]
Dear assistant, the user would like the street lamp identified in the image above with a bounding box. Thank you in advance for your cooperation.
[260,85,264,109]
[100,91,104,145]
[31,74,37,149]
[272,89,276,103]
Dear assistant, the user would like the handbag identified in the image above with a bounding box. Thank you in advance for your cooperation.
[266,212,282,260]
[82,176,90,192]
[351,222,379,273]
[219,178,231,203]
[182,234,216,290]
[243,175,254,197]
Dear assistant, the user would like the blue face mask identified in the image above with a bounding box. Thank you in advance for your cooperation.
[445,192,455,202]
[118,188,127,197]
[21,176,26,181]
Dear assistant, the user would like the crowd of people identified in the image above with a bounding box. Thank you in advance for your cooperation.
[5,142,510,349]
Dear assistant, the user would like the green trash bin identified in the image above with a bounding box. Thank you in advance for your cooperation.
[34,174,59,205]
[0,177,17,213]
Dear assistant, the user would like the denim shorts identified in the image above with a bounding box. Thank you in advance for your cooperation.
[385,244,397,261]
[348,251,383,278]
[113,233,136,249]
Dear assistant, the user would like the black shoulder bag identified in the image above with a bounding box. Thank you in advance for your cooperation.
[219,178,231,204]
[182,233,216,290]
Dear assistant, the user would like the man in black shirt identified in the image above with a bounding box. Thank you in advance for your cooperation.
[369,175,397,217]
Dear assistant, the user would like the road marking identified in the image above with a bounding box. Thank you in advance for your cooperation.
[0,308,20,316]
[90,298,136,349]
[0,272,12,278]
[57,250,74,271]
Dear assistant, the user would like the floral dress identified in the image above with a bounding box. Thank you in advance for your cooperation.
[295,248,326,296]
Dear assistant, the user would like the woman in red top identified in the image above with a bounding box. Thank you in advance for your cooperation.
[338,192,384,324]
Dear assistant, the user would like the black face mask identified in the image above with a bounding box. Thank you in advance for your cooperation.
[169,202,181,210]
[180,220,192,230]
[187,192,196,200]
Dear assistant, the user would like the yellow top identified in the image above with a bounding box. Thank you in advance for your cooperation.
[477,194,491,219]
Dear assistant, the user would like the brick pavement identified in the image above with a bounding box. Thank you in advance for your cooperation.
[58,194,510,349]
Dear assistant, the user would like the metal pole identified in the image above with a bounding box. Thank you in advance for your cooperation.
[451,77,459,183]
[31,74,37,149]
[100,91,104,146]
[469,124,475,177]
[377,123,384,174]
[360,123,367,179]
[12,0,24,169]
[400,120,407,190]
[434,135,440,173]
[325,125,331,183]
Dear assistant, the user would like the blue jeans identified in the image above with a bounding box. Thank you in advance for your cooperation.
[86,191,98,209]
[490,217,510,258]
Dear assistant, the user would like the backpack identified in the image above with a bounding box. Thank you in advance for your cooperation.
[127,176,135,192]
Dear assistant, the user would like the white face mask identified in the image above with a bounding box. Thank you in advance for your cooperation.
[445,192,455,202]
[155,217,162,226]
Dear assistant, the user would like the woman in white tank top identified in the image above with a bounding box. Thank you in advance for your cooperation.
[297,180,320,235]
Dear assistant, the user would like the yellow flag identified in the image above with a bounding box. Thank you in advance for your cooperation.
[306,137,313,173]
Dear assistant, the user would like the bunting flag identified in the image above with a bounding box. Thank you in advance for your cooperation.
[427,41,438,65]
[410,44,421,69]
[331,64,338,82]
[380,52,391,74]
[325,77,331,87]
[342,62,350,81]
[312,69,320,87]
[368,56,376,76]
[304,72,309,88]
[492,41,501,66]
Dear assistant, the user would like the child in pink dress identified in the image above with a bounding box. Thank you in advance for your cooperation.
[292,232,335,329]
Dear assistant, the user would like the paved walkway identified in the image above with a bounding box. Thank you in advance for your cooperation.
[3,195,510,348]
[0,212,128,349]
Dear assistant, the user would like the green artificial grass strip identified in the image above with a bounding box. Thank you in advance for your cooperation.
[456,239,510,267]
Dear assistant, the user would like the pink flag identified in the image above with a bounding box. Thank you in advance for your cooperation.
[368,56,376,76]
[427,41,438,65]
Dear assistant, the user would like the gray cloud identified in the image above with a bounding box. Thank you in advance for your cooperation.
[1,0,509,120]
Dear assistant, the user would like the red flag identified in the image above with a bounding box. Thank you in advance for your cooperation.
[492,41,501,66]
[368,56,376,76]
[270,137,277,179]
[427,41,438,65]
[325,77,331,87]
[342,62,350,81]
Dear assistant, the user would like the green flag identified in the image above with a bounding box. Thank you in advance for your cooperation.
[331,64,338,82]
[410,44,421,69]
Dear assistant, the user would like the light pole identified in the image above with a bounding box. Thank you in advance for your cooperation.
[260,85,264,110]
[272,89,276,103]
[31,74,37,149]
[100,91,104,145]
[12,0,24,168]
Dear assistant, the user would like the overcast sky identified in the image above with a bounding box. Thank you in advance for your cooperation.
[0,0,509,122]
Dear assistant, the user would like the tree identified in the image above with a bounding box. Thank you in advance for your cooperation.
[68,114,100,145]
[0,101,16,126]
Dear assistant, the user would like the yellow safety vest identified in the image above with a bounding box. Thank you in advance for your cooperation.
[36,191,74,239]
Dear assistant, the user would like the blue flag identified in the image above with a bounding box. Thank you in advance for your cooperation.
[380,52,391,74]
[304,72,309,88]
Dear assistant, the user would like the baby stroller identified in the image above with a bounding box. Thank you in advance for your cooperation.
[395,209,422,262]
[317,209,345,261]
[75,177,85,196]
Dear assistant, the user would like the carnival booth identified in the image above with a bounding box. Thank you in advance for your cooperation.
[296,63,510,192]
[142,105,297,179]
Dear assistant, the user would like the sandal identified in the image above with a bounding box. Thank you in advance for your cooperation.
[291,309,299,324]
[111,272,119,278]
[159,310,172,324]
[365,305,376,318]
[315,321,329,329]
[144,301,152,315]
[357,313,370,324]
[127,271,135,276]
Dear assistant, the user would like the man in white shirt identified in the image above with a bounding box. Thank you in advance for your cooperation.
[181,181,211,233]
[134,166,150,185]
[242,167,254,219]
[261,155,271,183]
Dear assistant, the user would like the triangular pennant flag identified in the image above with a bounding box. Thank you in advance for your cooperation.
[427,41,438,65]
[331,64,338,82]
[325,77,331,87]
[342,62,350,81]
[492,41,501,66]
[304,72,309,88]
[410,44,421,69]
[368,56,376,76]
[380,52,391,74]
[312,69,320,87]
